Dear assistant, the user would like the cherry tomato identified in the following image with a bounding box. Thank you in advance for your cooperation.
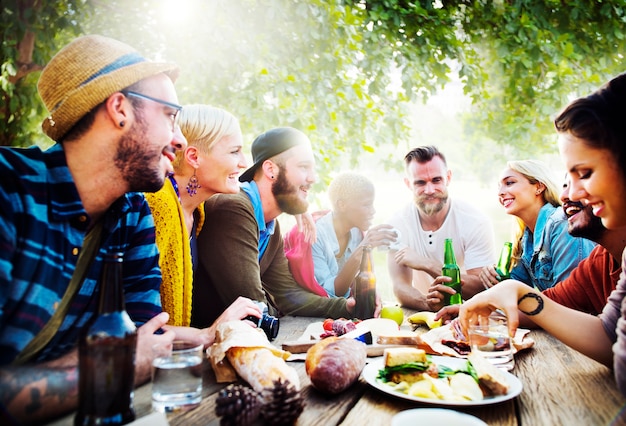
[322,318,334,331]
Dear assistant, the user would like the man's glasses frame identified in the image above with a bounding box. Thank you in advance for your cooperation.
[122,90,182,130]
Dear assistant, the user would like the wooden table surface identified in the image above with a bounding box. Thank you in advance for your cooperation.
[51,313,626,426]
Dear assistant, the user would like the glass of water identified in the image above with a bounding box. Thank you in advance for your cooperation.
[151,341,204,413]
[468,312,514,371]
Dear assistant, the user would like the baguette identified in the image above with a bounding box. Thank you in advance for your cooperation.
[227,346,300,393]
[209,321,299,392]
[468,352,510,396]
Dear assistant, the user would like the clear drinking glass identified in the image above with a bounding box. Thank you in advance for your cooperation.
[468,312,514,371]
[151,341,203,413]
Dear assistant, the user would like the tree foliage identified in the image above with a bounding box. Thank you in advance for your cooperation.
[2,0,626,184]
[348,0,626,167]
[1,0,92,148]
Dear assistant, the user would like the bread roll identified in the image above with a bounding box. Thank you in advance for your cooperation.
[305,337,366,394]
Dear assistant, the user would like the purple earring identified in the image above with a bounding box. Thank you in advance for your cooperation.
[186,169,201,196]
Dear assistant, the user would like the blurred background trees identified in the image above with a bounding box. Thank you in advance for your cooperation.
[3,0,626,187]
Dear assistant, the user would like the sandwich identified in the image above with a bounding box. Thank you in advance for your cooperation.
[378,347,439,384]
[468,352,510,396]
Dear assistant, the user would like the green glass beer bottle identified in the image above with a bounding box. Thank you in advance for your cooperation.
[495,242,513,280]
[442,238,462,306]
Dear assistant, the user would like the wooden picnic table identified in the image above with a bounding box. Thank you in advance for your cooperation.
[50,312,626,425]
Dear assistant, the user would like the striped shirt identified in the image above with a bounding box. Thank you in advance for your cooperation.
[0,144,162,364]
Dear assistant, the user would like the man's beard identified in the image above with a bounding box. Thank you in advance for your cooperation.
[115,114,167,193]
[415,192,448,216]
[272,171,308,215]
[569,208,607,241]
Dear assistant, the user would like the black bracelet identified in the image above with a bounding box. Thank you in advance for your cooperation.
[517,292,544,316]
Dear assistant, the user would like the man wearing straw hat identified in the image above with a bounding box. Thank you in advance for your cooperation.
[0,35,189,423]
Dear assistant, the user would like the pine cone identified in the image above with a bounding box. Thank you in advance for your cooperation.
[215,384,262,426]
[261,379,304,425]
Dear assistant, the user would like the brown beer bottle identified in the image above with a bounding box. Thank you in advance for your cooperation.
[354,245,376,319]
[75,252,137,426]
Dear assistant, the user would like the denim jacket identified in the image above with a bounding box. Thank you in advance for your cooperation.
[510,203,596,291]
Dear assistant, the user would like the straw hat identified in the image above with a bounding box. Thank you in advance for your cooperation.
[38,34,179,141]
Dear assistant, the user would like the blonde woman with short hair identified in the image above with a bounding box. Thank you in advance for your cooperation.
[146,104,261,327]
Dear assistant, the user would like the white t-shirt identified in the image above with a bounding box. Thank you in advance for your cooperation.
[387,199,495,293]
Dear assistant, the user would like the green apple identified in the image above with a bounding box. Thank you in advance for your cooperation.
[380,305,404,326]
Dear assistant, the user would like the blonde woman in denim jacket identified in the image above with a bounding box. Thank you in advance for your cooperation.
[480,160,595,291]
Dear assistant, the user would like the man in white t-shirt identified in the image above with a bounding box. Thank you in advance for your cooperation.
[387,146,495,310]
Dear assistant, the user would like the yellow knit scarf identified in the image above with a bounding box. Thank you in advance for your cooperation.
[145,179,205,326]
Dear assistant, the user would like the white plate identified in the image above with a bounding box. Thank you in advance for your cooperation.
[362,355,522,406]
[392,408,487,426]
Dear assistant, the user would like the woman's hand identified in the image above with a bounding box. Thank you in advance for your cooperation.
[216,296,263,324]
[295,212,317,244]
[163,297,263,349]
[459,280,524,338]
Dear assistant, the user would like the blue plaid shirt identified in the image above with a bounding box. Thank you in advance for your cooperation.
[0,144,162,365]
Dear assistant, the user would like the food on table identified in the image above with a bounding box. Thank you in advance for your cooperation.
[441,319,471,355]
[319,318,359,338]
[376,347,490,402]
[380,305,404,326]
[467,352,510,396]
[380,347,439,384]
[305,337,367,394]
[208,321,300,393]
[420,319,535,358]
[322,318,334,331]
[376,330,423,346]
[407,311,443,329]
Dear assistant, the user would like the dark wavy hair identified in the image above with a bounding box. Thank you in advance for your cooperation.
[404,145,447,169]
[554,73,626,183]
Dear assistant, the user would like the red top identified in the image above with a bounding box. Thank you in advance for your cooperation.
[543,245,620,315]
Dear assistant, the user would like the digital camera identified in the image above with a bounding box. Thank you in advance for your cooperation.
[244,301,279,340]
